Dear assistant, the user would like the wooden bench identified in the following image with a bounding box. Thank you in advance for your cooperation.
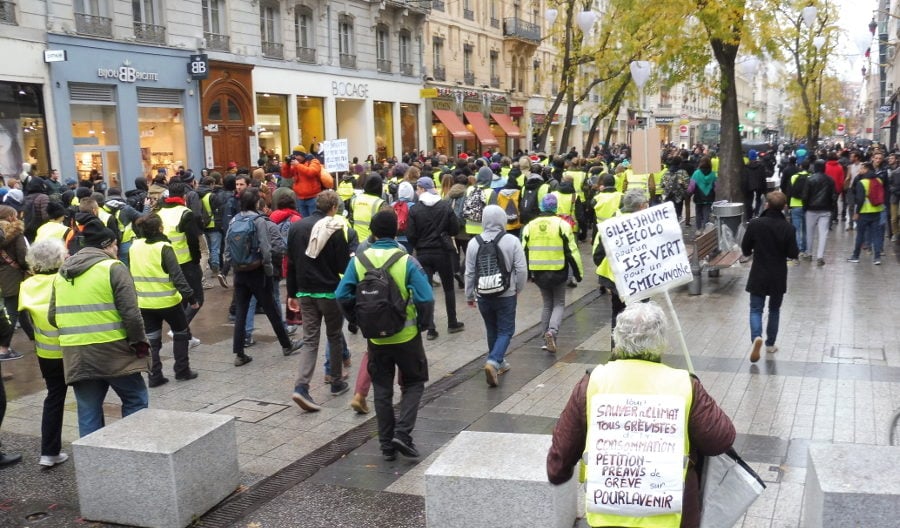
[690,228,742,278]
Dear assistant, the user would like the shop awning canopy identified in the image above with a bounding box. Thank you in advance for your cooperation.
[432,109,475,140]
[881,113,897,128]
[463,111,499,146]
[490,113,522,138]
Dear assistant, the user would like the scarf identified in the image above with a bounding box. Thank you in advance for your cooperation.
[305,216,344,258]
[692,169,716,197]
[164,197,186,206]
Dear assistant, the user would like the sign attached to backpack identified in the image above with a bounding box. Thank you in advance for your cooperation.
[322,139,349,173]
[599,202,692,303]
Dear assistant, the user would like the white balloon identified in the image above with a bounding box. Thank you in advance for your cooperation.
[813,36,825,50]
[576,11,597,34]
[801,6,817,28]
[630,61,651,88]
[545,8,558,26]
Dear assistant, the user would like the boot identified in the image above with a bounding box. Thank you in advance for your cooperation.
[350,393,370,414]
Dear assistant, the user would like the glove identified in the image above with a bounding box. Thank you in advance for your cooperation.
[132,342,150,358]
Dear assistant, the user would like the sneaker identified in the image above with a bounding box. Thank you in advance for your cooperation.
[454,272,464,289]
[543,332,557,353]
[875,259,882,265]
[244,337,256,348]
[217,273,229,288]
[382,450,397,461]
[282,340,303,356]
[391,437,420,458]
[484,363,499,387]
[0,452,22,467]
[566,279,578,288]
[498,361,511,375]
[766,345,778,354]
[286,325,298,336]
[201,279,213,290]
[39,453,69,467]
[148,376,169,388]
[847,256,860,263]
[347,322,358,334]
[291,386,321,412]
[448,322,465,334]
[189,337,201,349]
[0,349,23,361]
[324,372,350,384]
[750,336,763,363]
[426,329,439,341]
[234,354,253,367]
[816,258,825,266]
[350,393,370,414]
[175,370,199,381]
[330,380,350,396]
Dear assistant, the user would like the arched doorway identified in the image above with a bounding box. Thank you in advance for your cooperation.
[200,62,254,171]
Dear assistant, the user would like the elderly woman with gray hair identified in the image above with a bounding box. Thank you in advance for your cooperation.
[18,238,70,467]
[547,302,735,528]
[591,189,649,348]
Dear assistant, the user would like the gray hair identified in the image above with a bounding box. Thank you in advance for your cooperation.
[612,301,667,361]
[621,189,648,213]
[26,238,67,273]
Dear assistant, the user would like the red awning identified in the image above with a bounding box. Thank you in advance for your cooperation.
[881,113,897,128]
[490,113,522,138]
[432,109,475,139]
[463,111,499,146]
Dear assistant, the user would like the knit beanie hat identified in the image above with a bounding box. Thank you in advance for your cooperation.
[82,222,117,249]
[46,201,67,219]
[370,210,398,239]
[540,193,558,212]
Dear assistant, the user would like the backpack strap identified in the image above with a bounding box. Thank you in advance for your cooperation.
[357,249,405,273]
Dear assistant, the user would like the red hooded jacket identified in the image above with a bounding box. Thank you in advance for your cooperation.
[824,159,845,194]
[288,158,324,200]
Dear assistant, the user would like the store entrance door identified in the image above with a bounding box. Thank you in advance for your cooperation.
[74,147,120,188]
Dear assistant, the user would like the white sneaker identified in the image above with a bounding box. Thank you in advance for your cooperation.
[39,452,69,467]
[189,337,201,349]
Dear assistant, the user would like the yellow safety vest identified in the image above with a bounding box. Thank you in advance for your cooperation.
[565,170,587,202]
[860,178,886,213]
[115,209,135,244]
[523,216,567,270]
[464,186,494,235]
[353,248,417,345]
[789,172,807,208]
[711,157,719,173]
[19,274,62,359]
[552,191,577,218]
[615,170,629,193]
[626,172,651,199]
[654,169,667,196]
[97,208,111,226]
[157,205,191,264]
[351,194,385,241]
[338,180,355,202]
[537,183,551,202]
[128,239,182,309]
[201,193,216,229]
[53,259,127,346]
[584,360,693,528]
[35,221,69,243]
[500,166,511,180]
[594,192,623,222]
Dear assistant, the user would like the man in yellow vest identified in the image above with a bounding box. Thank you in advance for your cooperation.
[463,167,498,236]
[848,161,886,264]
[336,210,434,461]
[522,194,583,360]
[158,182,204,342]
[786,159,809,258]
[34,202,71,243]
[547,302,735,528]
[622,170,655,201]
[349,174,388,241]
[49,222,150,437]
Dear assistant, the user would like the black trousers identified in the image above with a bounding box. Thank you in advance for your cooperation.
[143,304,192,379]
[180,262,204,324]
[38,356,67,456]
[369,333,428,452]
[233,270,291,356]
[416,249,459,328]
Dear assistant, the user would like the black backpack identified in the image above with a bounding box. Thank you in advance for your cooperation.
[354,250,409,338]
[474,233,510,297]
[519,187,541,225]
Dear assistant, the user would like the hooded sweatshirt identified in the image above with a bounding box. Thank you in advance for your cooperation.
[464,205,527,300]
[49,247,148,384]
[407,190,459,252]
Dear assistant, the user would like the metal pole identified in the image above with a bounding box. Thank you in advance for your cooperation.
[663,290,694,374]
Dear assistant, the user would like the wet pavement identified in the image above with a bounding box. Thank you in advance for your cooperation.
[2,225,900,528]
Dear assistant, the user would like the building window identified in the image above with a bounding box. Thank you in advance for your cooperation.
[399,30,412,76]
[533,60,540,94]
[376,24,391,73]
[374,101,394,159]
[433,37,445,81]
[201,0,228,50]
[294,5,315,63]
[400,103,419,155]
[132,0,165,43]
[489,0,499,28]
[256,94,288,161]
[462,0,473,20]
[463,44,474,85]
[260,0,283,59]
[296,96,325,151]
[339,14,355,68]
[490,50,499,88]
[0,1,17,25]
[74,0,112,37]
[0,83,49,179]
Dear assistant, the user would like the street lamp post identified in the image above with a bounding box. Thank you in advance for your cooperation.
[630,60,651,173]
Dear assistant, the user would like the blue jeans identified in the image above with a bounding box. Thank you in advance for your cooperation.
[695,204,711,230]
[790,207,806,252]
[323,333,352,374]
[205,230,222,272]
[118,240,133,268]
[477,295,517,367]
[749,293,783,347]
[297,197,317,218]
[72,373,149,437]
[852,212,884,259]
[246,278,284,338]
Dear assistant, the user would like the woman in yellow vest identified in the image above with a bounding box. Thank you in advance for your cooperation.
[522,194,583,358]
[34,202,71,243]
[129,214,199,387]
[18,239,70,467]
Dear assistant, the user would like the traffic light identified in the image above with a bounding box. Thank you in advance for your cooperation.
[738,124,744,132]
[745,110,757,120]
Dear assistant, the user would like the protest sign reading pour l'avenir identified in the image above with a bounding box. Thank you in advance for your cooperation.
[599,202,692,303]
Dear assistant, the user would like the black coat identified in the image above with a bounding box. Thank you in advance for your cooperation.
[802,172,836,211]
[741,208,799,296]
[406,196,459,253]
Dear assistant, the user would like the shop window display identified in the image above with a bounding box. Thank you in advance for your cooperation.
[138,106,186,177]
[373,101,394,160]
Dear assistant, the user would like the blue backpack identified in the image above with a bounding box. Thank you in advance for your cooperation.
[227,213,262,271]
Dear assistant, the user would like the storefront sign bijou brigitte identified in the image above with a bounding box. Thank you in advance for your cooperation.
[97,60,159,83]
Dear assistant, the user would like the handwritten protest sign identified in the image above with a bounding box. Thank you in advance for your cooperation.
[322,139,349,173]
[599,202,692,303]
[585,393,686,517]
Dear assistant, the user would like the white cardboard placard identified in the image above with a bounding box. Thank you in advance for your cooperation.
[322,139,349,173]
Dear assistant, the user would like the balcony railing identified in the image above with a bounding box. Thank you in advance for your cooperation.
[433,66,446,81]
[463,8,474,20]
[490,17,499,28]
[432,0,444,10]
[377,58,392,73]
[262,41,283,59]
[464,72,475,86]
[490,75,500,88]
[340,53,357,69]
[204,32,229,51]
[503,17,540,43]
[0,1,16,25]
[296,46,316,63]
[75,12,112,37]
[133,22,166,44]
[400,63,414,76]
